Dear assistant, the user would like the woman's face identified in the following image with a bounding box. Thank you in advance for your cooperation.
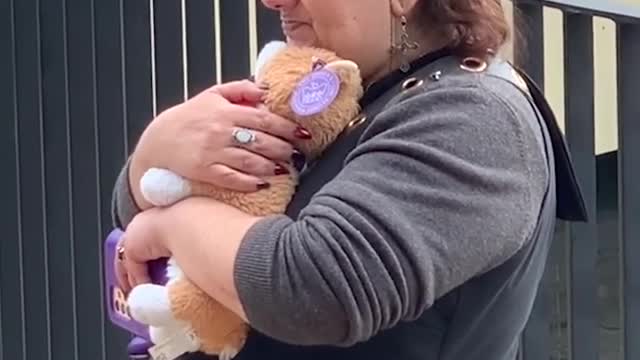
[260,0,415,81]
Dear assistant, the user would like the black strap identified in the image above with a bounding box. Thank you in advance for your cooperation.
[511,67,588,222]
[395,61,588,222]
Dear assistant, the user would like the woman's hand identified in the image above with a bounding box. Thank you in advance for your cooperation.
[114,197,255,320]
[114,207,170,294]
[129,80,310,209]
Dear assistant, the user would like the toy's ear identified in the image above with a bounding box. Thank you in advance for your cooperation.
[324,60,359,78]
[255,40,287,81]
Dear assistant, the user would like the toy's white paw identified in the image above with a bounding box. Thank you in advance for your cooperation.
[127,284,176,327]
[219,345,241,360]
[149,325,177,345]
[148,325,188,345]
[140,168,191,206]
[148,325,201,360]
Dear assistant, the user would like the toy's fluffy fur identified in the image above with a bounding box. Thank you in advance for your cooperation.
[126,41,363,360]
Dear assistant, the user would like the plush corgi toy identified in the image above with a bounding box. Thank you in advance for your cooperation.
[125,41,364,360]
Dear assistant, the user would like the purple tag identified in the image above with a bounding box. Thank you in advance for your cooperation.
[290,69,340,116]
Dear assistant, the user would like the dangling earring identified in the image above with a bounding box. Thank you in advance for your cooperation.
[390,15,419,72]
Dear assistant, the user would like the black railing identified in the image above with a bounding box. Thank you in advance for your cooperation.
[0,1,638,360]
[513,1,640,359]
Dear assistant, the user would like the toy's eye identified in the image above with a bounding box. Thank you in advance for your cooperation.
[311,56,326,71]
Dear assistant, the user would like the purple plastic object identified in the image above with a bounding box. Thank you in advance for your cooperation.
[128,336,153,359]
[103,228,170,341]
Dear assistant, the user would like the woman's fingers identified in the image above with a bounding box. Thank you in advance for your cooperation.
[124,257,152,287]
[197,163,272,192]
[132,78,305,194]
[127,274,136,292]
[209,80,266,104]
[115,256,132,294]
[226,104,312,145]
[229,128,296,164]
[220,147,286,177]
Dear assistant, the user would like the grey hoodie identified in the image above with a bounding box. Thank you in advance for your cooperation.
[112,55,554,359]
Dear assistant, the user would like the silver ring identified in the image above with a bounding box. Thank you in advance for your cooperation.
[232,128,256,145]
[117,245,125,261]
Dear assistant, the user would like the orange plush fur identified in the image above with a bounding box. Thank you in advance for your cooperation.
[129,42,363,360]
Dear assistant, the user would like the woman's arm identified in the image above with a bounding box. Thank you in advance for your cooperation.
[126,77,549,347]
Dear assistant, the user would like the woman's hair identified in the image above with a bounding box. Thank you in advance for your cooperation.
[414,0,511,60]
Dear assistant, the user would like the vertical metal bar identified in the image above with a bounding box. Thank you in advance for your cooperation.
[0,268,2,360]
[256,2,283,49]
[185,0,217,97]
[513,1,551,360]
[617,22,640,360]
[512,3,551,360]
[14,0,51,359]
[65,0,104,359]
[153,0,185,113]
[220,0,251,81]
[513,1,545,87]
[93,0,129,358]
[0,0,25,359]
[563,12,598,360]
[0,274,2,360]
[40,0,79,359]
[248,0,258,72]
[122,0,154,151]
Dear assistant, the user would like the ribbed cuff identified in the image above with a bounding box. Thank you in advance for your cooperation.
[111,157,142,229]
[233,214,293,329]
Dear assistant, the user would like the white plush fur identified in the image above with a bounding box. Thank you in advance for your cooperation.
[219,345,241,360]
[255,40,287,79]
[325,60,359,73]
[140,168,192,207]
[127,262,191,357]
[148,323,201,358]
[128,283,176,327]
[127,258,184,327]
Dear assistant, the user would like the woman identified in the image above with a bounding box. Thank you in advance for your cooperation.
[112,0,586,359]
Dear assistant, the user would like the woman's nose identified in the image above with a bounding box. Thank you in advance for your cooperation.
[261,0,296,11]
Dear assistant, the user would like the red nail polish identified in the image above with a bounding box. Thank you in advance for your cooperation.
[294,127,312,139]
[275,164,290,175]
[257,182,271,190]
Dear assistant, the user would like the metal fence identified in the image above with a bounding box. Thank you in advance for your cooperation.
[512,1,640,360]
[0,1,638,360]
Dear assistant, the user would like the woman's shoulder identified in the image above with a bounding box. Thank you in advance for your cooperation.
[368,56,548,160]
[386,56,539,123]
[357,55,550,202]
